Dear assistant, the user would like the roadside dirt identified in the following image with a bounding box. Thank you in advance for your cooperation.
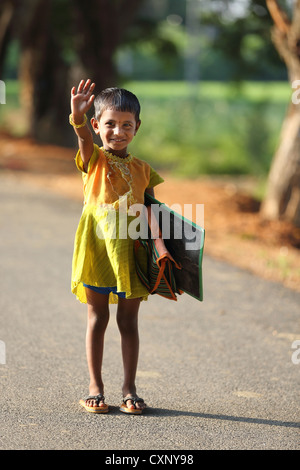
[1,132,299,292]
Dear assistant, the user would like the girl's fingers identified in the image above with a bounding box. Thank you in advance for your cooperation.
[83,80,95,95]
[82,79,91,93]
[77,79,85,93]
[87,83,95,97]
[87,94,95,106]
[72,80,95,98]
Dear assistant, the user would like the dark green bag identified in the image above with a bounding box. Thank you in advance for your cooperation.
[134,207,182,301]
[141,193,205,302]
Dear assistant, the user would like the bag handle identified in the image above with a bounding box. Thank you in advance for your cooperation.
[146,205,181,269]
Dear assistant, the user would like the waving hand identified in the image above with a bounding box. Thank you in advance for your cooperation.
[71,79,95,120]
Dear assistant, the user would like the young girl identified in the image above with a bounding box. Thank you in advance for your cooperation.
[70,79,164,414]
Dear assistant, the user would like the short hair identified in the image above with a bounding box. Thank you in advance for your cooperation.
[94,87,141,122]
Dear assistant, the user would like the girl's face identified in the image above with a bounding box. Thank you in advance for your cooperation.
[91,109,140,158]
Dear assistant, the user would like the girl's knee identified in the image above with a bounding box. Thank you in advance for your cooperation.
[86,291,110,328]
[116,299,140,334]
[87,308,109,336]
[88,304,109,321]
[117,312,138,334]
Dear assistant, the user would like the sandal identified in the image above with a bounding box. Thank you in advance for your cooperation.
[79,393,109,413]
[120,396,146,415]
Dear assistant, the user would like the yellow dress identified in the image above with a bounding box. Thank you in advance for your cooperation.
[71,144,164,304]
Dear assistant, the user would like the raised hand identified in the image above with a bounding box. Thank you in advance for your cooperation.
[71,79,95,120]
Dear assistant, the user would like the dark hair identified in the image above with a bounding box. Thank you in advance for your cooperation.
[94,87,141,122]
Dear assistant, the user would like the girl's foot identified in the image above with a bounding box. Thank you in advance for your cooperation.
[79,393,109,413]
[120,395,146,414]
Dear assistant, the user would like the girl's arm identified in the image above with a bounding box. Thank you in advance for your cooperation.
[145,187,155,198]
[144,187,169,256]
[70,79,95,171]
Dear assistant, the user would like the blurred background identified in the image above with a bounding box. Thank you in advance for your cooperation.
[0,0,300,288]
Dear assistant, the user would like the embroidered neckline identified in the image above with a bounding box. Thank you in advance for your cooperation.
[101,147,133,163]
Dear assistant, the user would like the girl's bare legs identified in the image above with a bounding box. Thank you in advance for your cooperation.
[116,297,146,411]
[84,288,110,408]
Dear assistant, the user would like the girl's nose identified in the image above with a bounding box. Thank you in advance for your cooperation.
[113,126,123,136]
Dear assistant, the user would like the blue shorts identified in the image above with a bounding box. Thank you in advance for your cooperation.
[83,284,126,298]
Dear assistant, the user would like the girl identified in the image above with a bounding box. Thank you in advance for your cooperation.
[70,79,164,414]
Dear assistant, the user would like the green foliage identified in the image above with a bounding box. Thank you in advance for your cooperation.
[127,81,290,177]
[1,80,291,178]
[1,0,288,83]
[200,0,287,81]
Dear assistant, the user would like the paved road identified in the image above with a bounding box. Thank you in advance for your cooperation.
[0,173,299,451]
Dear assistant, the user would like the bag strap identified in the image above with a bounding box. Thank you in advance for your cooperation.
[134,204,182,300]
[147,205,181,269]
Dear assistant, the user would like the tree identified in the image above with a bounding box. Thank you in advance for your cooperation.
[200,0,286,81]
[0,0,145,146]
[18,0,72,145]
[0,0,15,78]
[260,0,300,226]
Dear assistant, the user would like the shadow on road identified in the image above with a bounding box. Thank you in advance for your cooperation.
[105,406,300,429]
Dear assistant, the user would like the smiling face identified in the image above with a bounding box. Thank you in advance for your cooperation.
[91,109,141,158]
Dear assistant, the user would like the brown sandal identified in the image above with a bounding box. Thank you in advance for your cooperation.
[79,393,109,413]
[119,396,145,415]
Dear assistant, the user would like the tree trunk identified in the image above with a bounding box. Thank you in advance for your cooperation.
[19,0,74,146]
[72,0,141,93]
[260,101,300,225]
[261,0,300,226]
[20,0,141,145]
[1,0,142,146]
[0,0,16,77]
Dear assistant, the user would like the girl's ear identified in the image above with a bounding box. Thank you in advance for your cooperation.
[90,117,100,134]
[135,120,141,135]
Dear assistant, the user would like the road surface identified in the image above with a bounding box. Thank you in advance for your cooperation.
[0,173,299,451]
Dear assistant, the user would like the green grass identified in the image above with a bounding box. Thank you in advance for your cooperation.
[0,80,24,134]
[1,80,20,106]
[126,81,290,179]
[0,80,292,180]
[128,80,291,103]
